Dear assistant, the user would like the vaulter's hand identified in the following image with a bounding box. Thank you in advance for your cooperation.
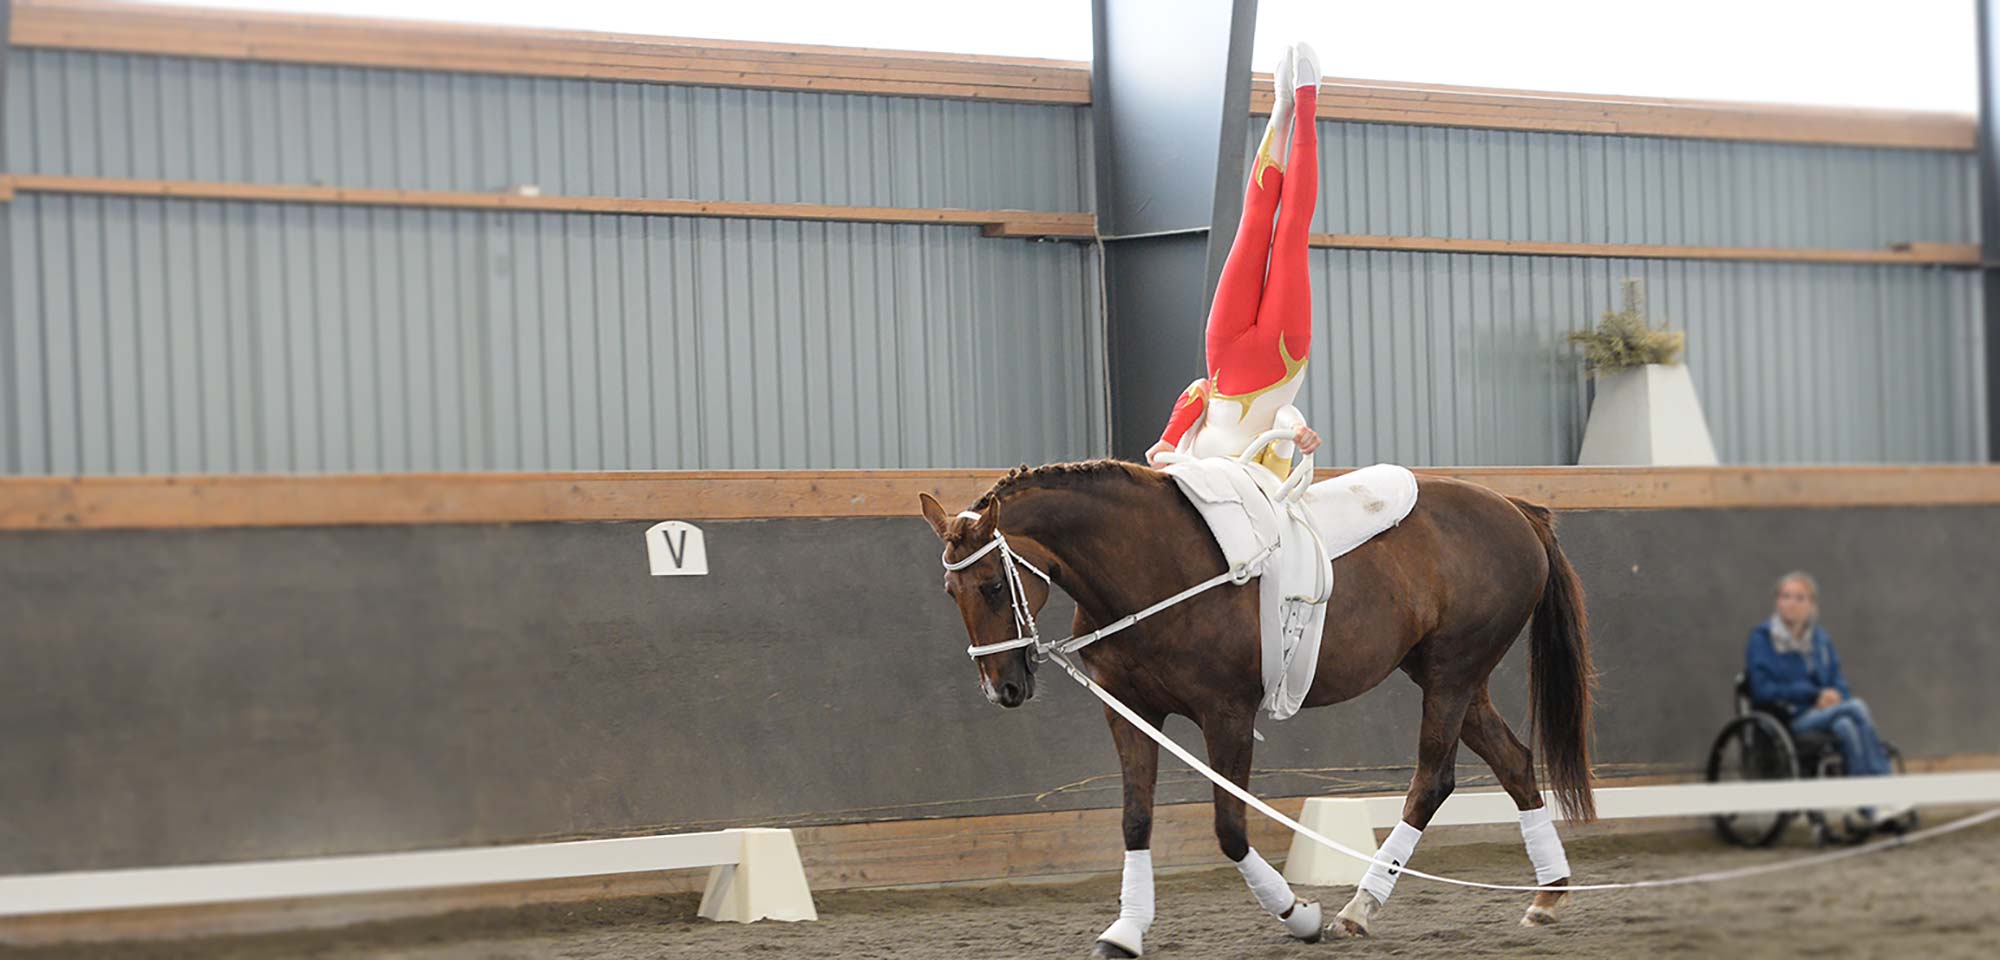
[1144,440,1175,468]
[1293,425,1321,455]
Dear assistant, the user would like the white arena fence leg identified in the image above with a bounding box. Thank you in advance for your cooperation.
[697,829,819,923]
[1282,797,1378,887]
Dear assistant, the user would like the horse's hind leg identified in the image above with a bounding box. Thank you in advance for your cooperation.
[1461,691,1572,927]
[1199,711,1324,943]
[1336,682,1473,938]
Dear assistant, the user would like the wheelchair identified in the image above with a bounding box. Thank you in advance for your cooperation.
[1704,673,1909,847]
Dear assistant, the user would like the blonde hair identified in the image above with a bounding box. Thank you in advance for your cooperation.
[1774,571,1819,603]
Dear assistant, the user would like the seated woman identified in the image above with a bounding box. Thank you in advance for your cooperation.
[1144,43,1323,478]
[1745,572,1898,792]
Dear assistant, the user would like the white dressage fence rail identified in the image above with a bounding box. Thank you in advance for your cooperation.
[0,827,817,923]
[1284,770,2000,886]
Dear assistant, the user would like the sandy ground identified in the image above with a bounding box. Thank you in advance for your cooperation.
[12,818,1999,960]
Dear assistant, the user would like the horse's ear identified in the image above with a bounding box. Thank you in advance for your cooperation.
[918,492,951,540]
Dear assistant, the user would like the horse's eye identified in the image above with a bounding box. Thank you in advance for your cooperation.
[980,581,1004,597]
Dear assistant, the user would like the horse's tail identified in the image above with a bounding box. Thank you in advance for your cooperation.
[1509,497,1597,822]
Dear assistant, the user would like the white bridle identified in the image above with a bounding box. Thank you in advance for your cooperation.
[942,515,1276,662]
[942,510,1054,659]
[943,430,1303,662]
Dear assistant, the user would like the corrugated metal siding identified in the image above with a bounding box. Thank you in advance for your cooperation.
[1254,120,1978,249]
[3,194,1105,474]
[1301,251,1986,466]
[6,49,1095,211]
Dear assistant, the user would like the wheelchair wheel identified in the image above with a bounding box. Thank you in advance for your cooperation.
[1706,713,1799,847]
[1814,743,1915,845]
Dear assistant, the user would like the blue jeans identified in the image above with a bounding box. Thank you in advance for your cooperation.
[1790,698,1889,776]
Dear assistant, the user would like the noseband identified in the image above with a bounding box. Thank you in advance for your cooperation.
[941,510,1274,663]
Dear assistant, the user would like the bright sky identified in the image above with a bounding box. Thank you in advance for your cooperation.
[149,0,1979,113]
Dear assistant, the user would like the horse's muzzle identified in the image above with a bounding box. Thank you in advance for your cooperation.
[996,678,1031,708]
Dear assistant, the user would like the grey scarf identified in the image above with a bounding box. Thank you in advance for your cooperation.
[1767,613,1816,657]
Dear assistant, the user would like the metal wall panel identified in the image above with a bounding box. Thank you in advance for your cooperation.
[1298,251,1986,466]
[1253,120,1979,250]
[6,49,1095,212]
[3,194,1106,474]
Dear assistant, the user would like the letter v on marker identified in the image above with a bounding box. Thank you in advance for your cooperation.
[664,528,689,568]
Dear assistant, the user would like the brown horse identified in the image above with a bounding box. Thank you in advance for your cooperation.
[919,460,1595,955]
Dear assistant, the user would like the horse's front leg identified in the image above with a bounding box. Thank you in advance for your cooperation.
[1093,701,1161,959]
[1201,710,1324,943]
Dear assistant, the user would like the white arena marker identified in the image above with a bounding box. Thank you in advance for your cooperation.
[648,520,709,576]
[1283,771,2000,886]
[0,827,816,923]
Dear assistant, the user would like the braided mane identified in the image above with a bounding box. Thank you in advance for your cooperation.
[946,459,1160,543]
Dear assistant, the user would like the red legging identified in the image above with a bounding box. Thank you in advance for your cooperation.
[1160,84,1319,445]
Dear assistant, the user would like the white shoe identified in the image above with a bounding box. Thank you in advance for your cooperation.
[1871,803,1913,827]
[1291,41,1320,92]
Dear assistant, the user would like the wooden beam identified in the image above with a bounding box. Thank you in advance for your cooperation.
[9,0,1091,105]
[1257,77,1975,152]
[6,465,2000,531]
[1312,233,1982,267]
[12,175,1980,263]
[1,174,1099,239]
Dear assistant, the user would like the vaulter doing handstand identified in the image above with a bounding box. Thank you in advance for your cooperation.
[1145,42,1323,478]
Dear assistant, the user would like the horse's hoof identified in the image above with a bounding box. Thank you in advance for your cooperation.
[1521,905,1559,927]
[1283,899,1323,942]
[1334,890,1378,938]
[1091,940,1138,958]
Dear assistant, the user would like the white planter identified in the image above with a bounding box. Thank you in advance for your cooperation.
[1575,363,1719,466]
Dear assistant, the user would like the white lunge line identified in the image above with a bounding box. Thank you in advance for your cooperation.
[1051,652,2000,894]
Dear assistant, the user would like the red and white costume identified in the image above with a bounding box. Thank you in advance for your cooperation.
[1158,48,1321,479]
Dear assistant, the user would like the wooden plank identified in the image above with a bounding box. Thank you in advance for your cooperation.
[6,465,2000,531]
[1310,233,1982,267]
[10,1,1091,105]
[1255,78,1975,151]
[9,175,1975,262]
[13,0,1090,71]
[2,175,1099,238]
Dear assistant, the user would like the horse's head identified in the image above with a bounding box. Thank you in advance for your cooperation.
[919,491,1053,708]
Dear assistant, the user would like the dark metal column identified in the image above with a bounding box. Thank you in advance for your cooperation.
[0,1,10,151]
[1982,0,2000,460]
[1092,0,1259,460]
[1,0,12,476]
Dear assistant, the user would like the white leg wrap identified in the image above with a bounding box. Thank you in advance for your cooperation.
[1234,847,1295,918]
[1119,849,1155,928]
[1359,821,1423,904]
[1097,849,1153,954]
[1520,806,1571,885]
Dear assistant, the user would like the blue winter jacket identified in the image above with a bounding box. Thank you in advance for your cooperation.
[1744,622,1851,714]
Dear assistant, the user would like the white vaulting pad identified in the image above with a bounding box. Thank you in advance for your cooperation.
[1161,459,1419,720]
[1296,463,1419,558]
